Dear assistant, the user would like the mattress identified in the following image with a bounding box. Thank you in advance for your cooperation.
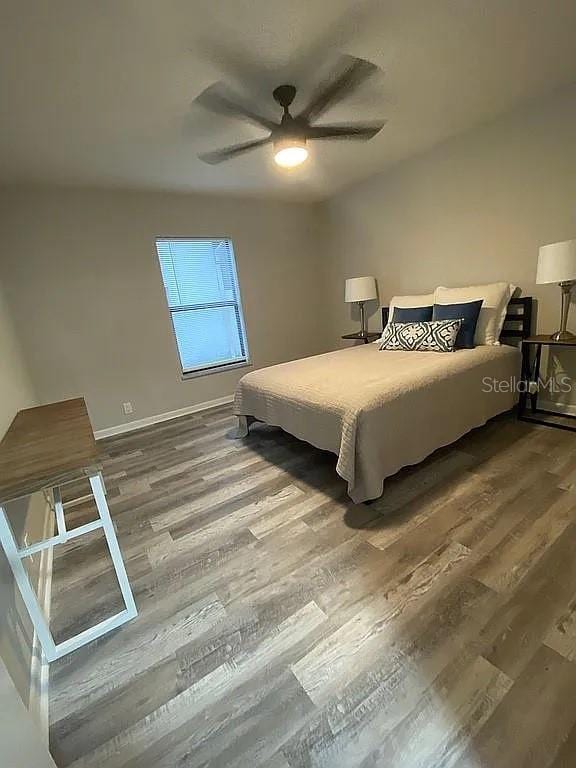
[234,342,521,502]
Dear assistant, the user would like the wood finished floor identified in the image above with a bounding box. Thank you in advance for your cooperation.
[48,405,576,768]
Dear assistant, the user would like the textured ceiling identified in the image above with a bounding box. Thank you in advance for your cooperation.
[1,0,576,200]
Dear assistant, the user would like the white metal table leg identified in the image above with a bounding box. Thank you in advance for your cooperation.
[0,473,137,662]
[53,486,66,541]
[88,472,137,618]
[98,470,107,496]
[0,504,57,661]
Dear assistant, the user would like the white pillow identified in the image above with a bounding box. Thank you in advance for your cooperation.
[388,292,435,324]
[434,282,514,345]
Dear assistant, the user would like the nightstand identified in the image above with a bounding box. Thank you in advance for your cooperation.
[341,331,381,345]
[519,335,576,432]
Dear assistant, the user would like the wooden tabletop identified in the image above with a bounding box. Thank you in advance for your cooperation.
[523,335,576,346]
[0,398,101,504]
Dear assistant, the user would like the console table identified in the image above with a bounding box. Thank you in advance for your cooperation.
[0,398,137,661]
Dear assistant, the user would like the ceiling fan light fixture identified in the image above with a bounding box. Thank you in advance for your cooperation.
[273,138,308,168]
[195,57,385,166]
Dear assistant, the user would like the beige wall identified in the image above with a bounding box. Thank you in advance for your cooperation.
[0,188,331,431]
[324,84,576,403]
[0,279,36,436]
[0,278,43,706]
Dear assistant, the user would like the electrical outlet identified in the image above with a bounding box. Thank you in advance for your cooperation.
[123,402,134,415]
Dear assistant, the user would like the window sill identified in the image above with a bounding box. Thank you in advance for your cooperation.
[181,359,252,381]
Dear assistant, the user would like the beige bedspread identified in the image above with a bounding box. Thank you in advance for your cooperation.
[234,343,520,502]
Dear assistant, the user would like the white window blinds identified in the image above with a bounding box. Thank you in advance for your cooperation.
[155,238,249,374]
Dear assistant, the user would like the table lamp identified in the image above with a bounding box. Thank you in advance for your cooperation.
[536,239,576,341]
[345,276,378,336]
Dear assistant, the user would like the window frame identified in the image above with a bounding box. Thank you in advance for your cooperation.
[155,236,251,379]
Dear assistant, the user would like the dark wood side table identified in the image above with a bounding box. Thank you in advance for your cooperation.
[519,335,576,432]
[341,331,381,344]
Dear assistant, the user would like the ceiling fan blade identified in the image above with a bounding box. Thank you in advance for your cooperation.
[305,121,386,141]
[198,137,272,165]
[298,55,380,123]
[195,83,279,131]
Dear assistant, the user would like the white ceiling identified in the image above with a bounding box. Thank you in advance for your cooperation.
[1,0,576,200]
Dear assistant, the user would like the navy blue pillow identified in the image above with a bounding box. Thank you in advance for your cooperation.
[392,305,433,323]
[432,300,483,349]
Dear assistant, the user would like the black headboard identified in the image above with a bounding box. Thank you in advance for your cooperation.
[381,296,533,341]
[500,297,533,340]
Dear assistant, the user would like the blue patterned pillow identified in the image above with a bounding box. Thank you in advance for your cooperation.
[379,319,463,352]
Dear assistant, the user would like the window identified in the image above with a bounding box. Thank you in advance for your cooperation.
[155,238,250,376]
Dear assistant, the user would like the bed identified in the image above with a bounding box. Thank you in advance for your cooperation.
[234,297,531,502]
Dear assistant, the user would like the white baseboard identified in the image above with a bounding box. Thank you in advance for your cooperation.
[28,502,54,742]
[538,399,576,417]
[94,395,235,440]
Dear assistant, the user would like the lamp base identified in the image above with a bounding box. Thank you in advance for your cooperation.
[550,329,576,342]
[552,281,576,342]
[358,301,366,336]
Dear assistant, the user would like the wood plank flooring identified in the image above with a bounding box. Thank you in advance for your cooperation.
[47,405,576,767]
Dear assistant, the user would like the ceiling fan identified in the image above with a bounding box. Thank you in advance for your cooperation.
[195,54,386,168]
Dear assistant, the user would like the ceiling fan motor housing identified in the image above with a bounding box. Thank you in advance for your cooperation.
[272,85,306,143]
[272,84,297,109]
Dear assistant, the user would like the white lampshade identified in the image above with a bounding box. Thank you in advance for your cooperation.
[344,276,378,303]
[536,239,576,284]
